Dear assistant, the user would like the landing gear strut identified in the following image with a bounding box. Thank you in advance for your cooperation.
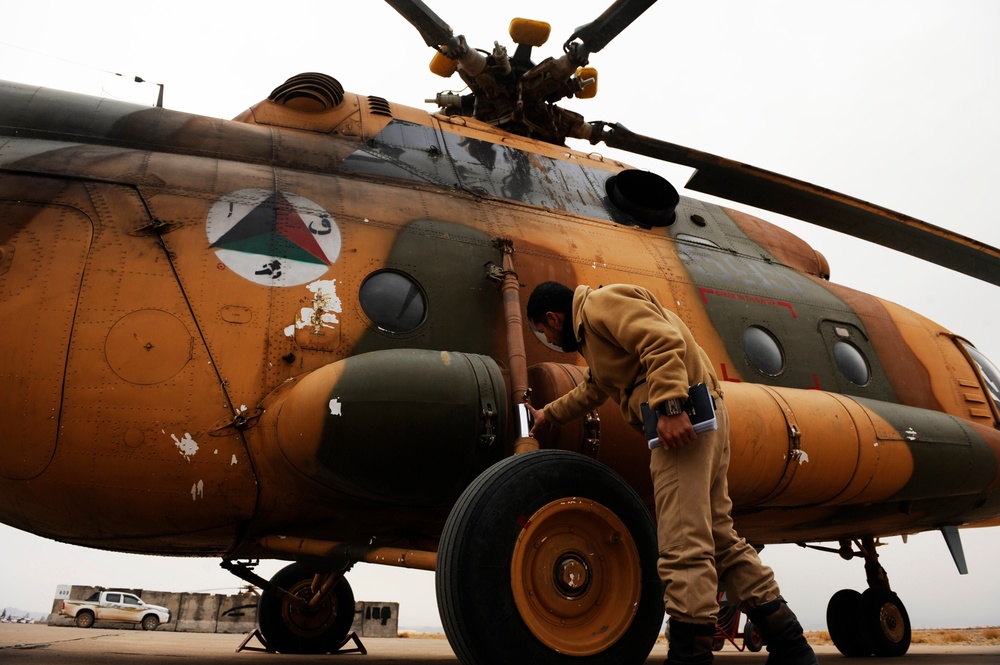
[816,537,911,657]
[222,559,356,654]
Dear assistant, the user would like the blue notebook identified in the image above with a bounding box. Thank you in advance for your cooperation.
[642,383,718,449]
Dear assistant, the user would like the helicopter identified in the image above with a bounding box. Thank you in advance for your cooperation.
[4,0,995,662]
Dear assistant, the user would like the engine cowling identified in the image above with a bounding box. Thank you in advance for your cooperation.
[259,349,507,506]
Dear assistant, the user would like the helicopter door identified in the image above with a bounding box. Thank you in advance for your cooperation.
[0,185,93,481]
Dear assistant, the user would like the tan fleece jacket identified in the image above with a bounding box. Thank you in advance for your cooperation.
[542,284,721,428]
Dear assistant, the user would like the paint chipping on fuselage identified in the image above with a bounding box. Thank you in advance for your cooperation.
[172,433,199,461]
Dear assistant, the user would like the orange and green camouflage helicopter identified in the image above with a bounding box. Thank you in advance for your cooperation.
[1,0,999,662]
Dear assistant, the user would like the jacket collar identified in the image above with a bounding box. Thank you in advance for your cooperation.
[571,285,593,344]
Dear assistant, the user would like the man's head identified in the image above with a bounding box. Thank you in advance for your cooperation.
[527,281,579,352]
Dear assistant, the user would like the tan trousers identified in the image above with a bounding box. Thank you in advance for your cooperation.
[649,398,780,624]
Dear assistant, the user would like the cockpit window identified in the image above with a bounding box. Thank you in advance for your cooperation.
[963,342,1000,410]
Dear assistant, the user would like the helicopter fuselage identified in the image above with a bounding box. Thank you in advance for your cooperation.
[0,77,998,560]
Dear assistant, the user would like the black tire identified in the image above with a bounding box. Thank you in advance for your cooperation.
[436,450,663,665]
[827,588,872,657]
[743,619,763,652]
[860,587,911,657]
[141,614,160,631]
[75,611,95,629]
[257,563,355,654]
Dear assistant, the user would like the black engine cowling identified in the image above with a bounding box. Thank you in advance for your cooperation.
[260,349,507,506]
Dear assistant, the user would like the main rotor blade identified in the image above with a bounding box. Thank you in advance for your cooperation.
[595,122,1000,287]
[384,0,455,50]
[566,0,658,54]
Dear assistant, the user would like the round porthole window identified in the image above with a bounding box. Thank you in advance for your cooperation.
[359,270,426,333]
[743,325,785,376]
[834,340,871,386]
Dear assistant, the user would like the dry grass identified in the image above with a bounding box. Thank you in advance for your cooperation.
[910,628,1000,645]
[397,631,447,639]
[805,627,1000,646]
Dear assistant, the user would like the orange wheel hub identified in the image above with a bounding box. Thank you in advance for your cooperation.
[510,498,642,656]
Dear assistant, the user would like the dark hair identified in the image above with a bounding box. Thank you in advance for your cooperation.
[527,281,574,322]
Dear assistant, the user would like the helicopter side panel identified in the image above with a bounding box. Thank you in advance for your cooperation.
[134,156,511,544]
[0,178,93,483]
[59,181,257,552]
[0,164,258,553]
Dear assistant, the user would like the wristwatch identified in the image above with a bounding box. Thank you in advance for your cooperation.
[657,398,686,417]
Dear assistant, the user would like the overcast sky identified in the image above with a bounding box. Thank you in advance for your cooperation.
[1,0,998,632]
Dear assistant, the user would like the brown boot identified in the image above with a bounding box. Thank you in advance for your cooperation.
[745,597,818,665]
[664,618,715,665]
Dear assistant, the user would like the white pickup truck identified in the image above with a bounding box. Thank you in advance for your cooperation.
[60,590,172,630]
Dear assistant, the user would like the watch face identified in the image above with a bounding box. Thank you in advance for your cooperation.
[660,399,684,416]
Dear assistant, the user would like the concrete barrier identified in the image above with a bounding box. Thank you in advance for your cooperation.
[216,593,258,634]
[352,601,400,638]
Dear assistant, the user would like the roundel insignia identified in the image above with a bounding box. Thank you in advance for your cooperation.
[206,188,341,286]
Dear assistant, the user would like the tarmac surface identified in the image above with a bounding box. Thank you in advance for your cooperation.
[2,624,999,664]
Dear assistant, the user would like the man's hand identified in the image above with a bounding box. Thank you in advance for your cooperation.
[656,412,697,449]
[527,404,548,437]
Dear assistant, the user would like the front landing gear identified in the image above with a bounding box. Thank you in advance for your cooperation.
[821,537,911,657]
[436,450,664,665]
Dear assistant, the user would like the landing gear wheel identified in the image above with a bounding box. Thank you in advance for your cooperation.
[743,620,763,652]
[860,588,911,657]
[257,563,355,654]
[436,450,663,665]
[827,589,872,657]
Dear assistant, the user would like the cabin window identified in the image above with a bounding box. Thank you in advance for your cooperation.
[834,340,871,386]
[743,325,785,376]
[359,270,427,333]
[963,342,1000,410]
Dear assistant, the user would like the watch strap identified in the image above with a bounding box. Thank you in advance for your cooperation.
[657,398,686,417]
